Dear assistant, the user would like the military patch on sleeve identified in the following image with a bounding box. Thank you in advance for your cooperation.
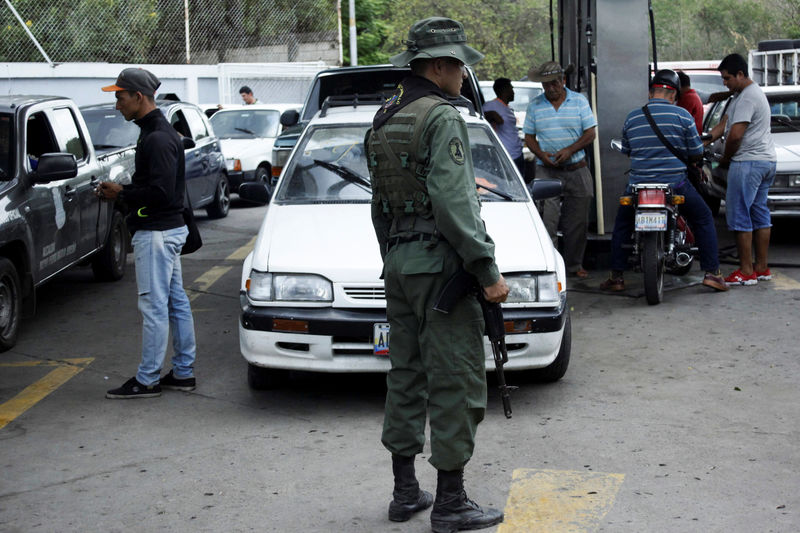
[448,137,466,165]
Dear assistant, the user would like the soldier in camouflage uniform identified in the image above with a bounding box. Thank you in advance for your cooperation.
[365,17,509,533]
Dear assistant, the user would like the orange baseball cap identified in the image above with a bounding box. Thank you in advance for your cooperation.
[102,68,161,96]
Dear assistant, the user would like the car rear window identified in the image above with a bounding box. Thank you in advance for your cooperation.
[210,109,281,139]
[274,123,528,205]
[81,108,139,150]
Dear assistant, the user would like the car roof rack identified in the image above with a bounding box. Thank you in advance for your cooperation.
[319,93,477,118]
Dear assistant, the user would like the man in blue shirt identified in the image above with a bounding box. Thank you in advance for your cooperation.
[524,62,596,279]
[483,78,524,176]
[600,69,728,293]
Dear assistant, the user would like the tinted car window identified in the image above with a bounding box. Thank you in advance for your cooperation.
[182,108,209,141]
[26,112,59,162]
[768,93,800,133]
[275,122,528,205]
[50,108,86,160]
[0,113,12,178]
[81,108,139,150]
[210,109,281,139]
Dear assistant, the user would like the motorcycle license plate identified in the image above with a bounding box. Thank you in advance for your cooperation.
[635,212,667,231]
[373,323,390,355]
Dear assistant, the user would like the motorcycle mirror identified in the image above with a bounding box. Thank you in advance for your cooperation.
[610,138,623,152]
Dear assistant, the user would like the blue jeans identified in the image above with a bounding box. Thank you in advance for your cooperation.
[131,226,196,386]
[725,160,776,232]
[610,180,720,273]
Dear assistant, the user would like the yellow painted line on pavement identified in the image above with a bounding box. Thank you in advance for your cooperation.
[771,271,800,291]
[498,468,625,533]
[187,236,256,302]
[0,358,93,430]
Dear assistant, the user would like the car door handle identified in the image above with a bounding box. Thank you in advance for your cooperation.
[64,185,77,198]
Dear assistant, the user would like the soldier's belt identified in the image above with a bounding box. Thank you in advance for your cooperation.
[386,232,446,251]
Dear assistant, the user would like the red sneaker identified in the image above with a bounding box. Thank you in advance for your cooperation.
[724,269,757,286]
[753,266,772,281]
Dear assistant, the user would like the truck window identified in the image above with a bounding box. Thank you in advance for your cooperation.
[26,112,59,170]
[50,108,87,161]
[182,108,209,142]
[0,114,12,179]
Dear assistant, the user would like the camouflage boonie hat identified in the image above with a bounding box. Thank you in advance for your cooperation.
[390,17,484,67]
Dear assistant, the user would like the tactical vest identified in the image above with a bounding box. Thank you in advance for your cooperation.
[367,95,451,236]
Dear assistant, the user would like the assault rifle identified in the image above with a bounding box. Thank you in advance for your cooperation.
[433,269,516,419]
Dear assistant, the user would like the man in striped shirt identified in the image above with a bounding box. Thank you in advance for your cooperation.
[524,62,596,279]
[599,69,728,292]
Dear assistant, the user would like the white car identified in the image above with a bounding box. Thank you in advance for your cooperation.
[238,98,570,389]
[703,85,800,216]
[209,103,300,193]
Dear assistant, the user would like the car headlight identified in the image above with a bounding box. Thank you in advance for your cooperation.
[246,271,333,302]
[225,158,241,171]
[505,273,560,303]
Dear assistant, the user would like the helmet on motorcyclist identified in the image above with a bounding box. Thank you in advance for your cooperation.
[650,69,681,92]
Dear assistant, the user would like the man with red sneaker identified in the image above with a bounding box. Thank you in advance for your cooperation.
[706,54,776,286]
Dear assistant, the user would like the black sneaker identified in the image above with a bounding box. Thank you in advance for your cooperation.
[160,369,196,391]
[106,377,161,399]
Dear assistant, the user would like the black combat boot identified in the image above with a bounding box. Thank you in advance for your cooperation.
[388,454,434,522]
[430,469,504,533]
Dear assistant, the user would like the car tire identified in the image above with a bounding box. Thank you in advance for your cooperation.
[206,175,230,219]
[523,310,571,383]
[247,363,287,390]
[0,257,22,352]
[92,210,128,281]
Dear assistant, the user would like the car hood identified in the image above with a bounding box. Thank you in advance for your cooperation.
[774,131,800,169]
[218,138,276,159]
[253,202,553,282]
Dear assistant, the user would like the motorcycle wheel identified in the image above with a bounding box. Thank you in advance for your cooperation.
[642,232,664,305]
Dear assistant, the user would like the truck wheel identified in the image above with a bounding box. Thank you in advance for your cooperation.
[206,175,230,219]
[642,232,665,305]
[92,210,127,281]
[524,310,571,383]
[0,258,21,352]
[247,363,287,390]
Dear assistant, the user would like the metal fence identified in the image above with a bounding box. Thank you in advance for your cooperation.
[0,0,341,65]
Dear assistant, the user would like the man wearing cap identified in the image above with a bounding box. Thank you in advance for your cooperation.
[600,69,728,293]
[365,17,507,533]
[524,61,596,279]
[96,68,198,399]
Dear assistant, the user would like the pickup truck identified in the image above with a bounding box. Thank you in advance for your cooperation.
[269,65,486,189]
[0,95,133,351]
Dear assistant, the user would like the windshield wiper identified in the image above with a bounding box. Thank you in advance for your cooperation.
[476,183,513,200]
[93,143,124,149]
[771,115,800,132]
[313,159,371,191]
[235,127,255,135]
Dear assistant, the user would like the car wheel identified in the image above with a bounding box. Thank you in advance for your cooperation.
[0,257,21,352]
[206,175,230,219]
[522,310,571,383]
[247,363,288,390]
[92,210,128,281]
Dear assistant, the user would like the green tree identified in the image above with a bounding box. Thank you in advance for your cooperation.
[342,0,392,66]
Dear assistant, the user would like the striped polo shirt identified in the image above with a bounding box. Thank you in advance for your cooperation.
[621,98,703,184]
[523,88,597,166]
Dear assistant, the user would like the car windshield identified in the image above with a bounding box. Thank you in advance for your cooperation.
[481,85,543,114]
[81,108,139,150]
[209,109,281,138]
[768,93,800,133]
[688,73,725,103]
[0,113,12,179]
[274,122,529,204]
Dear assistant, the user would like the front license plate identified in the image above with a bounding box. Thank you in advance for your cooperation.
[635,212,667,231]
[373,323,390,355]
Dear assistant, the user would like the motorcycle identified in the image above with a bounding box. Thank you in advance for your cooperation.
[611,139,698,305]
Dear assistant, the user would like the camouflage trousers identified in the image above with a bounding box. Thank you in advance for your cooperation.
[380,239,487,471]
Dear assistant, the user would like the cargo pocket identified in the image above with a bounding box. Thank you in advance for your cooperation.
[424,295,484,374]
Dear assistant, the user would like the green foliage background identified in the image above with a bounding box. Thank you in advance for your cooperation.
[344,0,794,80]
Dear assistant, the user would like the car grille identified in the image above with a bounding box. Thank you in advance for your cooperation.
[332,335,374,356]
[343,285,385,301]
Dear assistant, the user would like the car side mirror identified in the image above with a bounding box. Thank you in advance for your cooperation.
[238,182,270,205]
[182,136,196,150]
[280,109,299,128]
[34,153,77,183]
[529,177,562,201]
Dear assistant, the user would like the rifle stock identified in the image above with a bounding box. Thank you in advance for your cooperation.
[434,269,516,419]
